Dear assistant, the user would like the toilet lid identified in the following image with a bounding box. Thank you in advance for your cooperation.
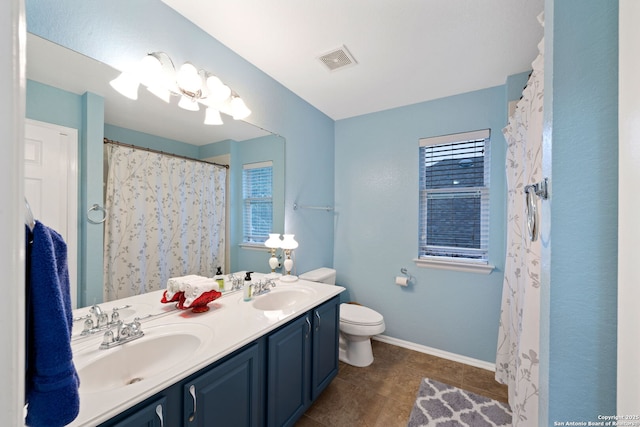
[340,303,384,326]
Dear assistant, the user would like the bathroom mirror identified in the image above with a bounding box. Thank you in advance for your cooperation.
[26,33,286,308]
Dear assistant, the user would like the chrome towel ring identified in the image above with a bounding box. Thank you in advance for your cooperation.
[524,178,549,242]
[87,203,107,224]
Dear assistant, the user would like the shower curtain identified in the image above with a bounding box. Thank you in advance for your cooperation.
[103,144,226,301]
[495,19,544,427]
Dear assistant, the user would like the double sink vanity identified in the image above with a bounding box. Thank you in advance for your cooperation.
[69,273,344,427]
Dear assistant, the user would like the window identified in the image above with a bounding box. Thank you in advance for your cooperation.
[242,161,273,244]
[418,129,491,266]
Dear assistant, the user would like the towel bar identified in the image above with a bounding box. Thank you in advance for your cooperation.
[524,178,549,241]
[87,204,107,224]
[293,203,333,212]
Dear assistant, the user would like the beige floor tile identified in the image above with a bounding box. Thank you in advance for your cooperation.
[299,342,511,426]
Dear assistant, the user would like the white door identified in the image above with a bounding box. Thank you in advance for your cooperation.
[24,119,79,308]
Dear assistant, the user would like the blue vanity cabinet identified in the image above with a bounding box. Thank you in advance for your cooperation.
[183,340,264,427]
[109,397,168,427]
[98,389,182,427]
[266,295,340,427]
[96,295,340,427]
[311,295,340,400]
[266,313,312,427]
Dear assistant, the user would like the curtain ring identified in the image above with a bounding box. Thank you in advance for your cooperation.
[87,203,107,224]
[525,186,538,242]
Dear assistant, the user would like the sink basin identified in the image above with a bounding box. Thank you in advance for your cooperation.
[75,323,212,393]
[252,287,316,311]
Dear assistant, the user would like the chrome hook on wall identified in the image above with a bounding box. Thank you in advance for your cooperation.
[524,178,549,242]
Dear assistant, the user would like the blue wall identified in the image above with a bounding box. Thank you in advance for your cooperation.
[334,85,509,363]
[540,0,618,421]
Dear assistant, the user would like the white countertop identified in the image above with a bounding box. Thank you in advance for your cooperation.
[68,274,344,427]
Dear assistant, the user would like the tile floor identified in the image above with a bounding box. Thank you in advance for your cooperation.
[295,340,509,427]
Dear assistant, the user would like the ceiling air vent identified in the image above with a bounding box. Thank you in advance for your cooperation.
[317,45,357,72]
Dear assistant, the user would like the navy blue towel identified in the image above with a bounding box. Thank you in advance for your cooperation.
[26,221,79,426]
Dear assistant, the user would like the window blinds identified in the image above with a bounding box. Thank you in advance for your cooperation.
[419,130,490,261]
[242,161,273,243]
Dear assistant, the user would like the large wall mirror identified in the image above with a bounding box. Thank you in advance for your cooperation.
[26,33,286,308]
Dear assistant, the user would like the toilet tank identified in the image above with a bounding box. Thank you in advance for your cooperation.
[299,268,336,285]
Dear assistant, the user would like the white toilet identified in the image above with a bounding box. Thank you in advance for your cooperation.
[299,268,385,367]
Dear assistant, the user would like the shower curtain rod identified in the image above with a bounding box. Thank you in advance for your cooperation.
[103,138,229,169]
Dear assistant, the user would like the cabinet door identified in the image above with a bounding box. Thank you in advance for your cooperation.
[311,296,340,400]
[266,314,312,427]
[110,397,167,427]
[184,342,263,427]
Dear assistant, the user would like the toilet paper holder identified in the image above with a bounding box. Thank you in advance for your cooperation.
[399,267,415,283]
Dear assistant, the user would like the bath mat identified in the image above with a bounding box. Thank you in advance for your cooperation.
[407,378,512,427]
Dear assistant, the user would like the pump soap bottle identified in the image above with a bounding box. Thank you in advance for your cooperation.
[214,267,225,292]
[243,272,254,301]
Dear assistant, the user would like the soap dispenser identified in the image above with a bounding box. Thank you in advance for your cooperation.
[243,272,254,301]
[214,267,225,292]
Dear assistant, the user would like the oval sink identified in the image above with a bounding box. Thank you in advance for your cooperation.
[75,323,212,393]
[252,287,315,311]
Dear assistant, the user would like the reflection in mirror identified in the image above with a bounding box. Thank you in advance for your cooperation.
[26,33,285,308]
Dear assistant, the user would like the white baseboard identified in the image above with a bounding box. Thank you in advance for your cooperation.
[372,335,496,372]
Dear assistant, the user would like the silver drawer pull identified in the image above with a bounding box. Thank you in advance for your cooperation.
[188,384,197,422]
[315,311,321,331]
[155,404,164,427]
[305,317,311,338]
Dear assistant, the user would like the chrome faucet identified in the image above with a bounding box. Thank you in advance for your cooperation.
[228,273,244,291]
[100,318,144,349]
[253,279,276,296]
[90,304,109,328]
[80,304,125,336]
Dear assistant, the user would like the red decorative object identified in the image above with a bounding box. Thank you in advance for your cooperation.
[161,289,222,313]
[161,290,183,303]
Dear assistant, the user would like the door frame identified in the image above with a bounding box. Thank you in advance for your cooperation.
[617,0,640,413]
[1,0,26,424]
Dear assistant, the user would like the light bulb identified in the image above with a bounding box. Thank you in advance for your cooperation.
[178,95,200,111]
[204,107,223,125]
[177,62,202,95]
[139,54,163,86]
[109,72,139,100]
[230,96,251,120]
[206,75,231,102]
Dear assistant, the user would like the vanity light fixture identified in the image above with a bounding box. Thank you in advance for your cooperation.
[280,234,299,282]
[109,51,251,125]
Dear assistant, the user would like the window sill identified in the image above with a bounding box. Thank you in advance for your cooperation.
[239,243,268,251]
[413,257,495,274]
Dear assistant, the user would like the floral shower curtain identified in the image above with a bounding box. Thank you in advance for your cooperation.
[495,17,544,427]
[103,144,226,301]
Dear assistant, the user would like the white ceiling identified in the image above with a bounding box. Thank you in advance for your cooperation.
[161,0,545,120]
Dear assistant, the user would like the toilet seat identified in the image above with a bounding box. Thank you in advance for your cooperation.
[340,303,384,327]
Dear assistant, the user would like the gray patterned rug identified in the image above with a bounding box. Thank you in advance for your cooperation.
[407,378,512,427]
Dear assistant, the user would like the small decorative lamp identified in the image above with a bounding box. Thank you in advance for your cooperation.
[279,234,299,282]
[264,233,282,278]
